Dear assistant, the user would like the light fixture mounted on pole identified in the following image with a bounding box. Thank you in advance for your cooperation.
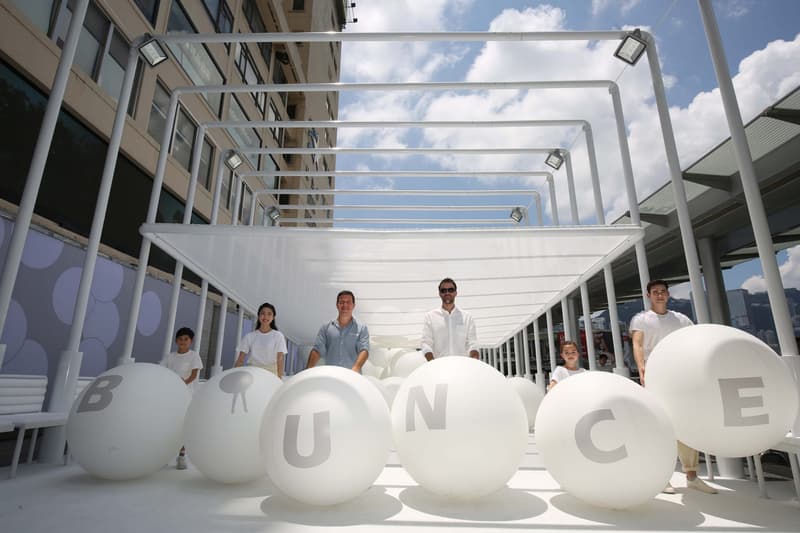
[613,28,647,66]
[544,150,564,170]
[267,206,281,223]
[509,207,525,224]
[225,152,243,170]
[139,36,168,67]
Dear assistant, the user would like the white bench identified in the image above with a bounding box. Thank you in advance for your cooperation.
[0,375,93,478]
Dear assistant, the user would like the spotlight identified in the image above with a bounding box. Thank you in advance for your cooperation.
[267,206,281,222]
[510,207,524,224]
[225,153,243,170]
[614,29,647,66]
[139,37,168,67]
[544,150,564,170]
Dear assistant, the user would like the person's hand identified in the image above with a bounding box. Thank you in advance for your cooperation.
[351,365,361,373]
[638,367,646,387]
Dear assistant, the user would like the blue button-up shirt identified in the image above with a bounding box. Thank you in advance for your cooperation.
[313,317,370,368]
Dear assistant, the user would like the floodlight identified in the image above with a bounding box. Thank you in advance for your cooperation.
[267,206,281,222]
[225,153,243,170]
[139,37,168,67]
[544,150,564,170]
[613,29,647,66]
[510,207,524,224]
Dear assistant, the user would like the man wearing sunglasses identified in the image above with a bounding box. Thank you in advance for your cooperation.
[420,278,479,361]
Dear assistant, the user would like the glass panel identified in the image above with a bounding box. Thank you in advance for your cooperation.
[240,183,253,224]
[10,0,56,34]
[199,137,214,190]
[167,1,225,115]
[228,96,261,168]
[147,81,170,141]
[173,107,196,171]
[222,168,232,210]
[98,30,128,102]
[132,0,159,25]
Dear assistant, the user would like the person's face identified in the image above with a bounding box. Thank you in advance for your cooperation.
[561,344,579,364]
[259,307,274,329]
[175,334,192,353]
[439,283,457,305]
[599,356,608,365]
[648,285,669,305]
[337,294,355,315]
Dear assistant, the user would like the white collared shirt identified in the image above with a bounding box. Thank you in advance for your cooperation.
[420,306,478,357]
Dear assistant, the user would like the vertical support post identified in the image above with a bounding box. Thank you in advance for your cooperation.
[564,152,580,225]
[522,326,531,379]
[39,29,143,464]
[533,318,545,392]
[699,0,799,434]
[546,309,557,373]
[546,175,560,226]
[644,32,710,324]
[0,0,90,368]
[580,283,596,371]
[561,298,572,343]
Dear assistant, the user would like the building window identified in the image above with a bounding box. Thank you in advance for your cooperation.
[132,0,159,26]
[202,0,233,33]
[221,167,233,211]
[240,182,253,224]
[268,101,284,146]
[173,108,197,171]
[261,155,278,190]
[235,42,266,115]
[242,0,272,71]
[292,0,305,11]
[167,0,225,116]
[229,96,262,169]
[147,80,170,142]
[10,0,57,34]
[272,63,288,106]
[199,138,215,190]
[46,1,141,115]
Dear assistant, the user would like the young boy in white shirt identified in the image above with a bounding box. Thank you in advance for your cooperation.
[162,326,203,469]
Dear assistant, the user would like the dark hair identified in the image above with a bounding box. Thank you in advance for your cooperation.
[175,327,194,340]
[599,353,608,360]
[438,278,457,291]
[256,302,278,330]
[646,279,669,293]
[337,290,356,304]
[560,340,579,353]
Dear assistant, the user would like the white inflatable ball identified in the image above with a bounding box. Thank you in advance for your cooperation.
[646,324,799,457]
[364,375,392,405]
[360,359,384,378]
[184,367,282,483]
[381,377,404,408]
[261,366,392,505]
[67,363,191,480]
[369,347,391,368]
[535,372,675,509]
[508,377,544,430]
[392,357,527,499]
[390,350,427,378]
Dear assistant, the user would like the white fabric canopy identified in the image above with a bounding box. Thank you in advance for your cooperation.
[141,224,644,348]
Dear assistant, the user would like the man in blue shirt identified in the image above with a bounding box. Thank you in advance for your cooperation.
[307,290,370,372]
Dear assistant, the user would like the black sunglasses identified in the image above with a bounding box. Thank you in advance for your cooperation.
[439,287,456,293]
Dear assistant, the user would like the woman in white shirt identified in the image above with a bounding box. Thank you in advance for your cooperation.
[547,340,585,391]
[234,302,287,378]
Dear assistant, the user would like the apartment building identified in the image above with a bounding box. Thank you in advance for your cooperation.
[0,0,346,377]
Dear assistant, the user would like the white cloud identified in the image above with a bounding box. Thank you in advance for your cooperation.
[337,4,800,225]
[718,0,750,19]
[592,0,641,17]
[741,245,800,294]
[668,281,692,300]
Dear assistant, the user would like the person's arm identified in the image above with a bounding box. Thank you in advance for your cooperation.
[420,313,435,361]
[631,330,646,386]
[234,351,247,367]
[184,368,199,385]
[352,350,368,373]
[276,352,285,378]
[547,366,564,391]
[547,379,558,391]
[307,349,321,369]
[466,313,479,358]
[352,325,369,372]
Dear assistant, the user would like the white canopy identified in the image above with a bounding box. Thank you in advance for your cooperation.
[141,223,643,348]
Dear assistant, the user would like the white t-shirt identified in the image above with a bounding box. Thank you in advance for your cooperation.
[629,309,694,362]
[162,350,203,384]
[236,329,287,366]
[550,365,585,383]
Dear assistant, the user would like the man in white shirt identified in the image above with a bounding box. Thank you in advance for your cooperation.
[420,278,479,360]
[630,279,717,495]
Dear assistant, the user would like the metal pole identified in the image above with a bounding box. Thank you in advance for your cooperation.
[580,283,597,371]
[546,308,557,373]
[564,152,580,225]
[513,333,521,377]
[533,319,545,392]
[505,339,512,376]
[159,125,207,362]
[211,296,228,376]
[546,175,560,226]
[118,92,182,365]
[522,327,531,379]
[643,32,710,324]
[609,85,650,306]
[698,0,799,433]
[38,30,143,464]
[561,297,571,342]
[0,0,90,368]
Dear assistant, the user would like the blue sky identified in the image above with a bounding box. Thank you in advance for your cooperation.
[336,1,800,298]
